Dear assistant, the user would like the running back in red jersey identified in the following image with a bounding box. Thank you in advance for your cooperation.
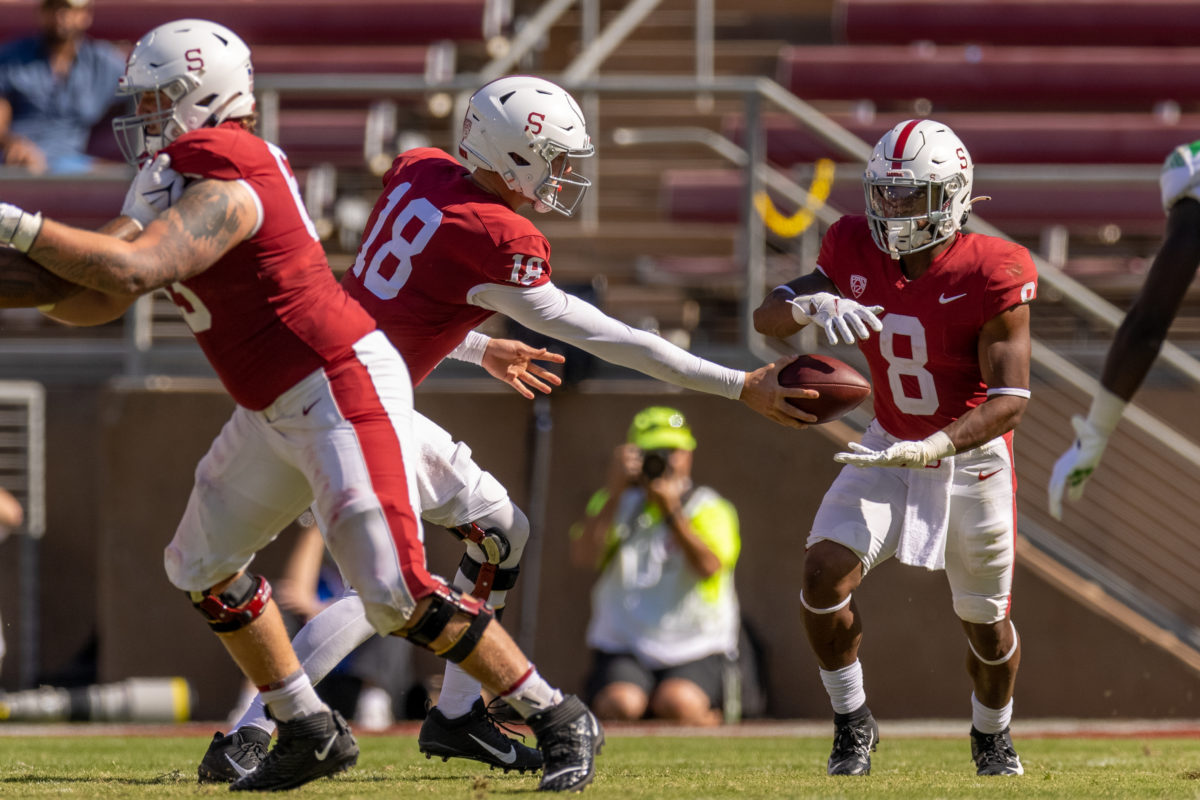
[777,354,871,423]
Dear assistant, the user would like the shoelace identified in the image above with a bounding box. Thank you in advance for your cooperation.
[974,734,1015,766]
[832,721,874,756]
[483,696,532,745]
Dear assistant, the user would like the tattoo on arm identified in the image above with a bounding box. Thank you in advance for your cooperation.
[28,179,255,295]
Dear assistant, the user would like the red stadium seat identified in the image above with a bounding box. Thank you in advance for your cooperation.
[836,0,1200,47]
[0,0,499,46]
[723,112,1200,167]
[659,168,1166,236]
[776,44,1200,111]
[0,173,130,230]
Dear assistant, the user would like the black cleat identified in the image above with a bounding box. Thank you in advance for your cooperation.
[197,726,271,783]
[229,709,358,792]
[827,709,879,776]
[418,697,543,773]
[528,695,603,792]
[971,726,1024,775]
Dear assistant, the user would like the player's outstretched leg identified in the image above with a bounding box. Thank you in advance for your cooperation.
[827,705,878,776]
[527,694,604,792]
[419,696,542,773]
[197,726,271,783]
[229,709,358,792]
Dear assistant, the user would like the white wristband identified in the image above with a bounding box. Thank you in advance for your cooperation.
[448,330,490,365]
[1086,386,1128,434]
[11,210,43,253]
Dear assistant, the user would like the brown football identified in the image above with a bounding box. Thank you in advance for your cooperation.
[777,354,871,423]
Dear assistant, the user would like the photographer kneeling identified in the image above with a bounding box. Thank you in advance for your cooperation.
[570,407,742,726]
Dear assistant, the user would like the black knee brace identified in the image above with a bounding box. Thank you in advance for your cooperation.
[458,553,520,598]
[399,584,494,663]
[189,572,272,633]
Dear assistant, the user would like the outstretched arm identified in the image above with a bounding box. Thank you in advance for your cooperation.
[474,282,818,427]
[1048,198,1200,518]
[2,178,257,295]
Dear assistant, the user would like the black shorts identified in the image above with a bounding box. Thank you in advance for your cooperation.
[584,650,732,710]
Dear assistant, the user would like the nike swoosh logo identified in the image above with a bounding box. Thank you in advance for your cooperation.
[314,732,338,761]
[224,754,254,778]
[542,766,586,783]
[939,292,967,304]
[978,469,1002,481]
[301,400,320,415]
[468,733,518,764]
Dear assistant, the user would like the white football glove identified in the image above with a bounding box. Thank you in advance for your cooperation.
[1160,142,1200,213]
[0,202,43,252]
[1047,416,1111,520]
[835,431,955,469]
[789,291,884,345]
[121,153,184,227]
[1046,388,1126,520]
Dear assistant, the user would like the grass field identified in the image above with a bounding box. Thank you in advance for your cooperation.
[1,731,1199,799]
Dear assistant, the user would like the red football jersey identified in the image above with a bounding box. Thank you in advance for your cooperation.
[163,123,376,410]
[817,216,1038,440]
[342,148,554,384]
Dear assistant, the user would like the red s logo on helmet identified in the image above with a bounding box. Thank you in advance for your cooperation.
[525,112,545,135]
[185,48,204,72]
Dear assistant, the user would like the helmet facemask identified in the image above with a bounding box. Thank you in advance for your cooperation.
[528,140,593,216]
[865,173,968,258]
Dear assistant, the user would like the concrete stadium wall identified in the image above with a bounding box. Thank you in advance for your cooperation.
[2,380,1197,721]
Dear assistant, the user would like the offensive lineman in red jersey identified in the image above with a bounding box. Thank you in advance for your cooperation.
[754,119,1037,778]
[205,74,821,779]
[0,21,602,793]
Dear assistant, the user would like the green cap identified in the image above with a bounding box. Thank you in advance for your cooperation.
[627,406,696,451]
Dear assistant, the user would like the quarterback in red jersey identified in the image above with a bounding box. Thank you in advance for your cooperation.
[0,22,600,793]
[755,119,1036,778]
[210,75,819,780]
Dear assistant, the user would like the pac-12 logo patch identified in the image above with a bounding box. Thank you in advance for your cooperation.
[850,274,867,298]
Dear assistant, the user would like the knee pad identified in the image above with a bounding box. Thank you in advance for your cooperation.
[953,593,1009,625]
[189,572,272,633]
[399,584,494,663]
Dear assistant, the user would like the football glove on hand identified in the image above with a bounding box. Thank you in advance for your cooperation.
[789,292,884,345]
[1047,415,1110,520]
[0,202,43,253]
[835,431,955,469]
[121,153,183,227]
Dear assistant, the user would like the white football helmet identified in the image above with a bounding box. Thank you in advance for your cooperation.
[863,119,974,259]
[112,19,255,165]
[458,75,594,216]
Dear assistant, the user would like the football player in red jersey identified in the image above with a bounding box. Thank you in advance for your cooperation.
[754,119,1037,778]
[209,74,822,778]
[0,21,602,793]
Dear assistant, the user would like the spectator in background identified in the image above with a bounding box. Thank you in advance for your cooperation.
[0,486,23,673]
[571,407,741,727]
[0,0,126,174]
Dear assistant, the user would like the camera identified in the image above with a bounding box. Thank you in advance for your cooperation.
[640,450,669,480]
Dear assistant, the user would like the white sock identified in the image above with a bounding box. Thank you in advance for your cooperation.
[819,660,867,716]
[234,594,377,735]
[438,661,483,718]
[971,693,1013,734]
[499,666,563,719]
[259,668,326,723]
